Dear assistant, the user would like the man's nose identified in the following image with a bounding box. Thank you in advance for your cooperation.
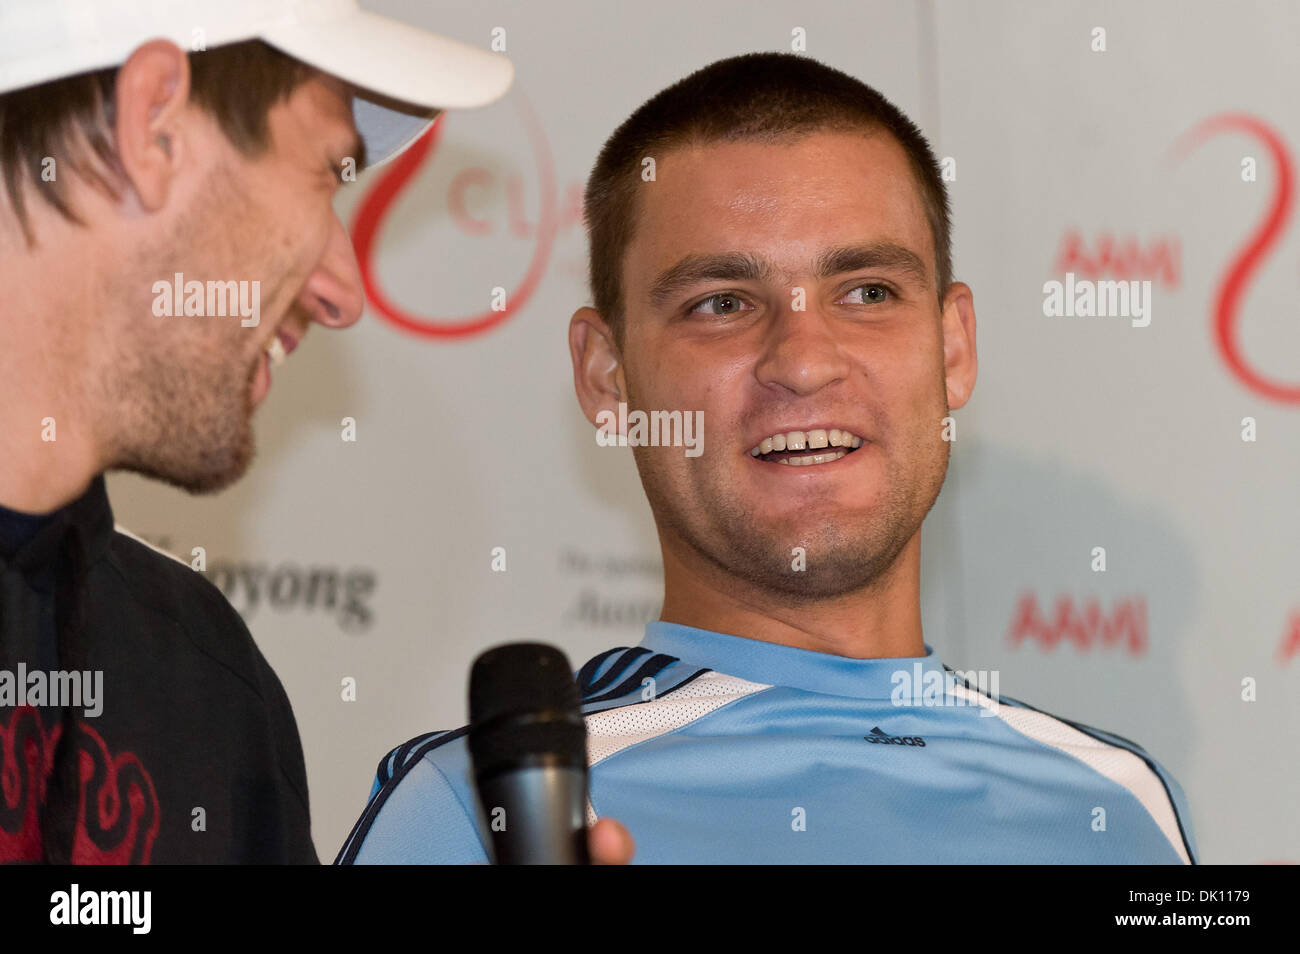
[297,214,365,329]
[753,299,852,397]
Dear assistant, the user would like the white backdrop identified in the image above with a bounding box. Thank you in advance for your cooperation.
[108,0,1300,863]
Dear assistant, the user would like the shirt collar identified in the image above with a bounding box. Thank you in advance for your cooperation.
[639,620,947,700]
[0,502,52,558]
[0,475,114,576]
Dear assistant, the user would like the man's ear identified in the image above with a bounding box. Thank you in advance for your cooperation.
[940,281,977,410]
[569,306,628,428]
[113,40,192,212]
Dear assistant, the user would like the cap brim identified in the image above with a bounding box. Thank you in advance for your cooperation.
[260,8,513,166]
[348,95,439,170]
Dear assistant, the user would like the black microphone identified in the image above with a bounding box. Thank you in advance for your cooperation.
[468,642,590,865]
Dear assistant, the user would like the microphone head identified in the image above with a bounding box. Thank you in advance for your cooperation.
[468,642,587,777]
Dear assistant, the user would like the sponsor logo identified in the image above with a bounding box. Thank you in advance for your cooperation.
[351,93,575,340]
[1007,592,1146,656]
[1173,113,1299,404]
[864,726,926,747]
[204,561,376,633]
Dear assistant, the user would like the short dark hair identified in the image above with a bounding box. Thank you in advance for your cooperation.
[0,40,315,246]
[583,52,952,346]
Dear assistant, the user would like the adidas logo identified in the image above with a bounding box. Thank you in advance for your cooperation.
[864,726,926,747]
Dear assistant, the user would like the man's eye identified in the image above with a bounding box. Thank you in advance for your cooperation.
[689,293,752,316]
[841,284,891,304]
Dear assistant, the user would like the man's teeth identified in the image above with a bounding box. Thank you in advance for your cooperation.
[775,449,849,466]
[749,428,863,460]
[266,337,287,368]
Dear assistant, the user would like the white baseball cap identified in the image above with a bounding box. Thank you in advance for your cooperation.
[0,0,515,167]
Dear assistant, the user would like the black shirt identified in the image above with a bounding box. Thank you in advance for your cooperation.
[0,477,317,863]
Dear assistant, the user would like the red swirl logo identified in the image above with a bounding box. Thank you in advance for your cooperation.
[1173,114,1299,404]
[351,94,559,340]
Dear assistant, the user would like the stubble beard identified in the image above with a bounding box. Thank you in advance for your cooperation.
[106,337,256,495]
[98,163,264,495]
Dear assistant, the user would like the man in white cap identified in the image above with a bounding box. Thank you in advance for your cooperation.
[0,0,631,865]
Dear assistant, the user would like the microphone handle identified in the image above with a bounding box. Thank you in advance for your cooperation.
[477,765,591,865]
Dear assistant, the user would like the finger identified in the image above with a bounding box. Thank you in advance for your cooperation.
[588,817,634,865]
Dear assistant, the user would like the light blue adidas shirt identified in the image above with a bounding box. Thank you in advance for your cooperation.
[336,622,1197,864]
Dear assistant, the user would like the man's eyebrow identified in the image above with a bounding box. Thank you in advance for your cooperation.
[647,252,782,308]
[814,242,929,285]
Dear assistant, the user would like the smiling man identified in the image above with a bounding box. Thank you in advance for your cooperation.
[0,1,517,863]
[338,52,1197,864]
